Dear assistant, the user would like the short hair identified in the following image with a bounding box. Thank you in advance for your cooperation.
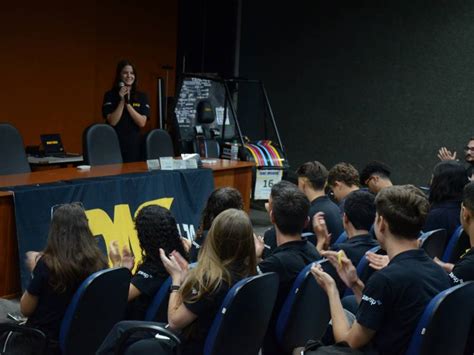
[327,162,360,187]
[296,161,328,190]
[463,182,474,211]
[429,161,469,204]
[359,161,392,186]
[375,185,429,239]
[344,190,376,231]
[271,181,310,235]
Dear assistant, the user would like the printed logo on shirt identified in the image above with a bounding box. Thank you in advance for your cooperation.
[145,104,150,108]
[137,270,153,279]
[448,272,463,285]
[103,102,112,106]
[361,294,382,306]
[132,103,141,108]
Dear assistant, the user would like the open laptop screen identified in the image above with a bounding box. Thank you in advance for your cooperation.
[40,134,65,155]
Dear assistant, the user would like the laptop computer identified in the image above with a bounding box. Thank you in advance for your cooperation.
[40,133,79,158]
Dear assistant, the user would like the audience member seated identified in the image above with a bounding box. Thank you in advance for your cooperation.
[186,187,243,262]
[18,203,108,354]
[359,161,393,194]
[254,181,321,354]
[327,162,360,214]
[438,136,474,179]
[297,161,344,237]
[98,208,257,355]
[298,185,451,355]
[109,205,188,320]
[423,160,469,242]
[314,190,378,267]
[435,181,474,284]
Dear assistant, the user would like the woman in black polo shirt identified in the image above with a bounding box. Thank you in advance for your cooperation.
[160,208,257,355]
[102,59,150,162]
[18,203,108,354]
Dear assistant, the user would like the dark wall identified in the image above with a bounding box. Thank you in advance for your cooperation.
[239,1,474,185]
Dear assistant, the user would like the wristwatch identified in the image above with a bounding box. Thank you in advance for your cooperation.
[170,284,180,292]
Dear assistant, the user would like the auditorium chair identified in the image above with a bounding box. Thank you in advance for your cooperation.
[145,129,174,160]
[275,260,330,354]
[59,267,131,355]
[334,231,348,244]
[442,225,471,263]
[418,228,447,259]
[0,323,47,354]
[144,277,172,322]
[405,281,474,355]
[82,124,123,165]
[114,272,279,355]
[0,122,31,175]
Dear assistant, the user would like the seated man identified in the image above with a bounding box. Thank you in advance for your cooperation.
[314,190,378,267]
[302,185,451,355]
[438,137,474,179]
[435,181,474,283]
[359,161,393,194]
[327,162,360,214]
[254,181,321,354]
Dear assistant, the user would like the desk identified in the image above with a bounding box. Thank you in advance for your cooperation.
[0,160,254,298]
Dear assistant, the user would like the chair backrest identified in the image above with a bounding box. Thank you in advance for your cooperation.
[334,231,347,244]
[275,260,330,353]
[145,129,174,159]
[203,272,279,355]
[144,277,172,322]
[419,229,447,259]
[405,281,474,355]
[0,123,31,175]
[441,225,470,263]
[59,267,131,355]
[82,124,123,165]
[301,232,317,246]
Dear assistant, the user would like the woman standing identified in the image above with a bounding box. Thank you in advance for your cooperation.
[102,59,150,162]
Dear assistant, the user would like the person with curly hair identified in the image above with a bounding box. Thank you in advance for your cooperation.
[327,162,360,214]
[109,205,188,320]
[188,187,243,262]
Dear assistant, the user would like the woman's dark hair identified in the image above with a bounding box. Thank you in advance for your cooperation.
[197,187,243,238]
[42,203,108,293]
[112,59,138,96]
[135,205,188,276]
[429,161,469,204]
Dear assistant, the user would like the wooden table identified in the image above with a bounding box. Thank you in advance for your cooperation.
[0,159,254,298]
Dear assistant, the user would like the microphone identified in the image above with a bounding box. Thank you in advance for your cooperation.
[118,81,129,103]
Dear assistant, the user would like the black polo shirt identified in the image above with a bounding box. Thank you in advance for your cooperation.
[356,249,451,355]
[449,247,474,284]
[306,195,344,243]
[102,90,150,162]
[331,233,379,267]
[126,262,168,320]
[258,239,321,353]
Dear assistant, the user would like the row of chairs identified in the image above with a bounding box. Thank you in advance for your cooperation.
[2,262,473,354]
[0,123,175,175]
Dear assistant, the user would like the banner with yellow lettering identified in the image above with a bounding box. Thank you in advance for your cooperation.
[11,169,214,289]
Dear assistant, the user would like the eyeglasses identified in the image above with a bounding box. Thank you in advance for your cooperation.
[50,202,85,220]
[464,146,474,152]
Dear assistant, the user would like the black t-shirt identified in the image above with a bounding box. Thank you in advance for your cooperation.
[102,89,150,162]
[25,258,78,341]
[306,195,344,242]
[258,239,321,353]
[331,234,379,267]
[181,278,235,355]
[356,249,451,355]
[126,262,168,320]
[449,247,474,284]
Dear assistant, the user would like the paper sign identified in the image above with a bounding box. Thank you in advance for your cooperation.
[146,159,160,171]
[160,157,174,170]
[185,159,198,169]
[254,169,283,200]
[173,160,187,170]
